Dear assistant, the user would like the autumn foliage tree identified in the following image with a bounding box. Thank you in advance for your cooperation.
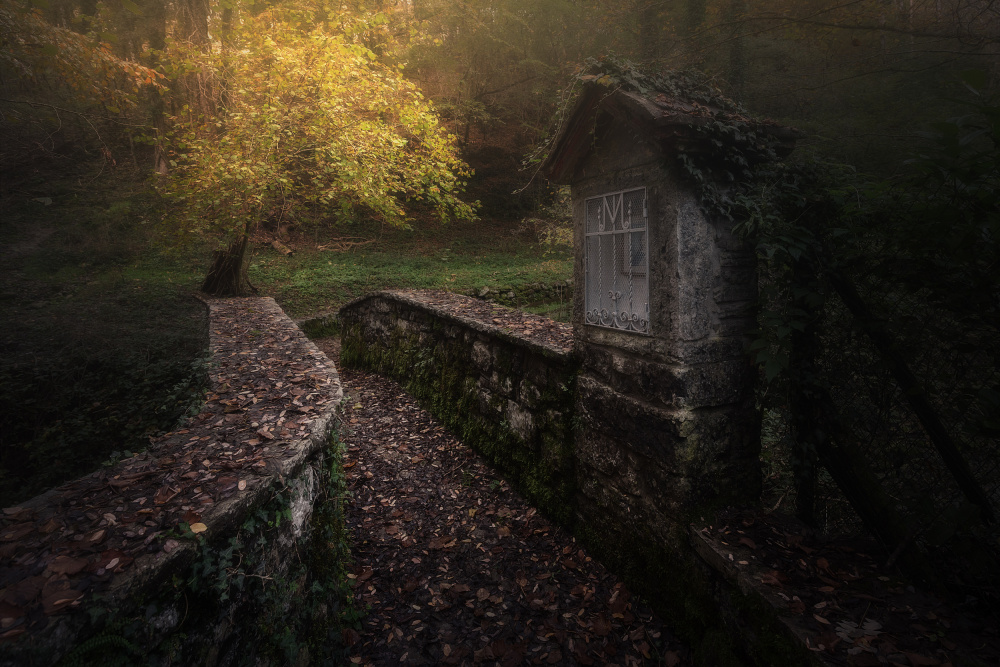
[165,7,474,295]
[162,4,476,296]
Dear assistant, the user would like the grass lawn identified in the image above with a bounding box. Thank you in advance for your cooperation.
[249,215,572,319]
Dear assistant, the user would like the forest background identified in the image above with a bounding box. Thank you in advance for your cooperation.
[1,0,998,595]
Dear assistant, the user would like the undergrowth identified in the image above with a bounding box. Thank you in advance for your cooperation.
[0,162,209,507]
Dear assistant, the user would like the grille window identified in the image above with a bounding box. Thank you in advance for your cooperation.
[584,188,650,334]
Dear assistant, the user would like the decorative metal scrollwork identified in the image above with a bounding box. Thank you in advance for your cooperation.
[584,187,650,335]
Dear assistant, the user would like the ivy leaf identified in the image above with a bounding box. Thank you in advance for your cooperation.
[121,0,143,16]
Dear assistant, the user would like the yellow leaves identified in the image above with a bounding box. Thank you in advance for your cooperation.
[164,6,475,242]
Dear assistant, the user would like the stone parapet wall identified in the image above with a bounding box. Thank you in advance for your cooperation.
[339,290,579,524]
[0,297,344,666]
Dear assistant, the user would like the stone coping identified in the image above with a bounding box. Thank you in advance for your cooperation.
[0,297,343,656]
[340,289,574,357]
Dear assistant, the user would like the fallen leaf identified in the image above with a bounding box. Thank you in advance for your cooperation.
[47,556,89,576]
[41,588,84,615]
[39,519,61,534]
[0,523,33,542]
[153,486,178,505]
[1,576,45,605]
[0,601,25,623]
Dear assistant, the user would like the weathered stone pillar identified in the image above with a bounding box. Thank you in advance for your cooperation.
[571,171,761,534]
[540,80,785,543]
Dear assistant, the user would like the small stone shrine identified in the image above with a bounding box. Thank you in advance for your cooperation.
[541,76,797,534]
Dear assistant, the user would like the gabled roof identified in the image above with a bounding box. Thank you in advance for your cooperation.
[541,81,800,184]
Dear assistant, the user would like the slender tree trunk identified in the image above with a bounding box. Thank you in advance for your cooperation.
[145,0,169,175]
[175,0,215,122]
[725,0,748,100]
[789,322,820,525]
[639,0,662,64]
[812,385,938,586]
[788,256,823,525]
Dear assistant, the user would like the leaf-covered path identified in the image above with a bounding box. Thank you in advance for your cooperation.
[313,339,689,666]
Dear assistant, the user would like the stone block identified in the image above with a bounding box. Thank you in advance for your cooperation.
[477,386,501,417]
[576,373,685,465]
[505,400,536,443]
[471,339,492,371]
[713,282,756,305]
[578,345,753,409]
[519,380,543,409]
[576,428,625,477]
[576,374,760,512]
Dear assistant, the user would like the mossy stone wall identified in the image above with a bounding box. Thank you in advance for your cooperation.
[339,291,820,667]
[340,292,578,525]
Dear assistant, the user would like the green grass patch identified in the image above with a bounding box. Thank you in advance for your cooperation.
[249,217,572,318]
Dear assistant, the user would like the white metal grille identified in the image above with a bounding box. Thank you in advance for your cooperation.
[584,188,650,334]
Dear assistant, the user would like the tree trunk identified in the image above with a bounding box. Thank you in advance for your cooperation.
[175,0,215,122]
[145,0,169,175]
[680,0,707,66]
[788,256,823,526]
[812,385,938,587]
[639,1,662,64]
[724,0,748,100]
[828,270,995,524]
[789,326,820,526]
[201,226,257,296]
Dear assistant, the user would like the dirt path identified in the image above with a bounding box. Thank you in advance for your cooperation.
[313,339,689,667]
